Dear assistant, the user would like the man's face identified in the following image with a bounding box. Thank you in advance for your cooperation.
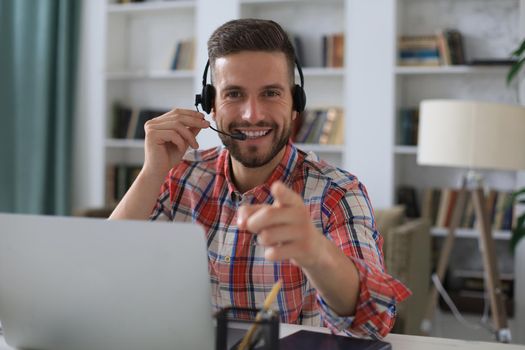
[211,51,296,168]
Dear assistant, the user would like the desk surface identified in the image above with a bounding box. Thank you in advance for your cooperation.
[1,323,524,350]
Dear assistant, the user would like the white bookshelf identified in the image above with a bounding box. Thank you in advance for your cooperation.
[97,0,349,205]
[239,0,346,167]
[344,0,525,209]
[390,0,524,248]
[393,0,523,200]
[84,0,524,210]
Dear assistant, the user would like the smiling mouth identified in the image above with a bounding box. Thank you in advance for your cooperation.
[236,129,272,139]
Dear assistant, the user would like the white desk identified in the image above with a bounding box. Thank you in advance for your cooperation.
[2,324,524,350]
[279,323,525,350]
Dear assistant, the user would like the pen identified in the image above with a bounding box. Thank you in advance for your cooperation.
[238,279,282,350]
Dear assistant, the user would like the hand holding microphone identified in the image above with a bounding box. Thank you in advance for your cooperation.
[142,105,245,180]
[142,108,210,179]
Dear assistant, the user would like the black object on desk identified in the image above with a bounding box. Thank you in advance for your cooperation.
[279,330,392,350]
[215,307,280,350]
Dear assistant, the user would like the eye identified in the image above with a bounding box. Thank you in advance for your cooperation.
[225,90,242,99]
[263,89,281,97]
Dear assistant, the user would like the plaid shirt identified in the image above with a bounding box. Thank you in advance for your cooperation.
[150,141,410,338]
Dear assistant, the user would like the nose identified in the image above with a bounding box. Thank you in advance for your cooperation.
[241,96,265,124]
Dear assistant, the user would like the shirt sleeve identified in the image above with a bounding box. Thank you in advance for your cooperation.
[317,179,411,339]
[149,173,173,222]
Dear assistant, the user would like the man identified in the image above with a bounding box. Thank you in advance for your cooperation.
[110,19,409,338]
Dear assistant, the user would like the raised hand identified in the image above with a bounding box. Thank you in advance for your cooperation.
[143,108,210,178]
[237,181,324,268]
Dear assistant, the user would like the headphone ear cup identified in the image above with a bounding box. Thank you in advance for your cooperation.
[201,84,216,114]
[292,84,306,113]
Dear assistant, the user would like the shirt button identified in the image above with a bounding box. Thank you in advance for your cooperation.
[224,255,231,263]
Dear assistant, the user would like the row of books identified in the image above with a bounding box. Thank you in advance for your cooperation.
[111,104,168,139]
[292,107,344,145]
[165,33,343,71]
[420,188,514,231]
[291,33,344,68]
[397,107,419,146]
[159,32,344,72]
[170,39,195,71]
[105,165,141,206]
[398,29,465,66]
[322,33,344,68]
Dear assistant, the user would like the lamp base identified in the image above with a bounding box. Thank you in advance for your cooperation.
[421,178,511,343]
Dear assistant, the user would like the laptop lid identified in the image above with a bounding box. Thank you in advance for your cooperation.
[0,213,215,350]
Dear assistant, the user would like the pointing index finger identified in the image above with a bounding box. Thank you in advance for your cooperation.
[271,181,303,207]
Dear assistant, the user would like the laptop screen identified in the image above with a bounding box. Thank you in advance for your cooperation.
[0,214,215,350]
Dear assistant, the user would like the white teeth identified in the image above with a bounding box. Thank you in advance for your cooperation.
[240,130,270,138]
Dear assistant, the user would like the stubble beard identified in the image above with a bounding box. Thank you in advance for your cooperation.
[219,121,292,168]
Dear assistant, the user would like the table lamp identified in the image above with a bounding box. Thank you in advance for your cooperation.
[417,99,525,343]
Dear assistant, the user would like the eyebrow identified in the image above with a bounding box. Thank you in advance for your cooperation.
[262,84,286,91]
[221,84,287,93]
[222,85,244,93]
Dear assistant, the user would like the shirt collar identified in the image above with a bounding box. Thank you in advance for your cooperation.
[217,140,300,201]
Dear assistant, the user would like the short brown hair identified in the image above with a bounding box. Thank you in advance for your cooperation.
[207,19,296,84]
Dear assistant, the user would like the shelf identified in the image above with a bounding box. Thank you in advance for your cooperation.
[431,227,511,240]
[301,67,344,78]
[394,145,417,155]
[296,143,344,154]
[395,65,510,75]
[107,1,195,14]
[106,70,194,81]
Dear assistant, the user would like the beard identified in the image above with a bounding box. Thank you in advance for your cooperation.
[219,120,292,168]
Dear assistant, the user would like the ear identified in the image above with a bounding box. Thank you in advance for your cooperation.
[211,108,216,120]
[292,111,298,121]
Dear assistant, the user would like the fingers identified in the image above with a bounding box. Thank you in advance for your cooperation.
[256,225,298,246]
[271,181,303,207]
[145,108,210,149]
[237,182,306,233]
[146,129,187,152]
[146,108,206,125]
[237,204,266,230]
[263,241,299,262]
[242,206,304,233]
[146,120,201,149]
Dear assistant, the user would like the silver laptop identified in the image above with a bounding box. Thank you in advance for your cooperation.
[0,213,215,350]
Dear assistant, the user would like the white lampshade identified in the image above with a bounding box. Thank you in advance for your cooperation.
[417,100,525,171]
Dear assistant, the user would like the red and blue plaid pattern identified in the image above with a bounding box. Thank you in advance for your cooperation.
[150,141,410,338]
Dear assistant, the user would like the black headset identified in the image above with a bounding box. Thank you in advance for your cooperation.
[195,57,306,114]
